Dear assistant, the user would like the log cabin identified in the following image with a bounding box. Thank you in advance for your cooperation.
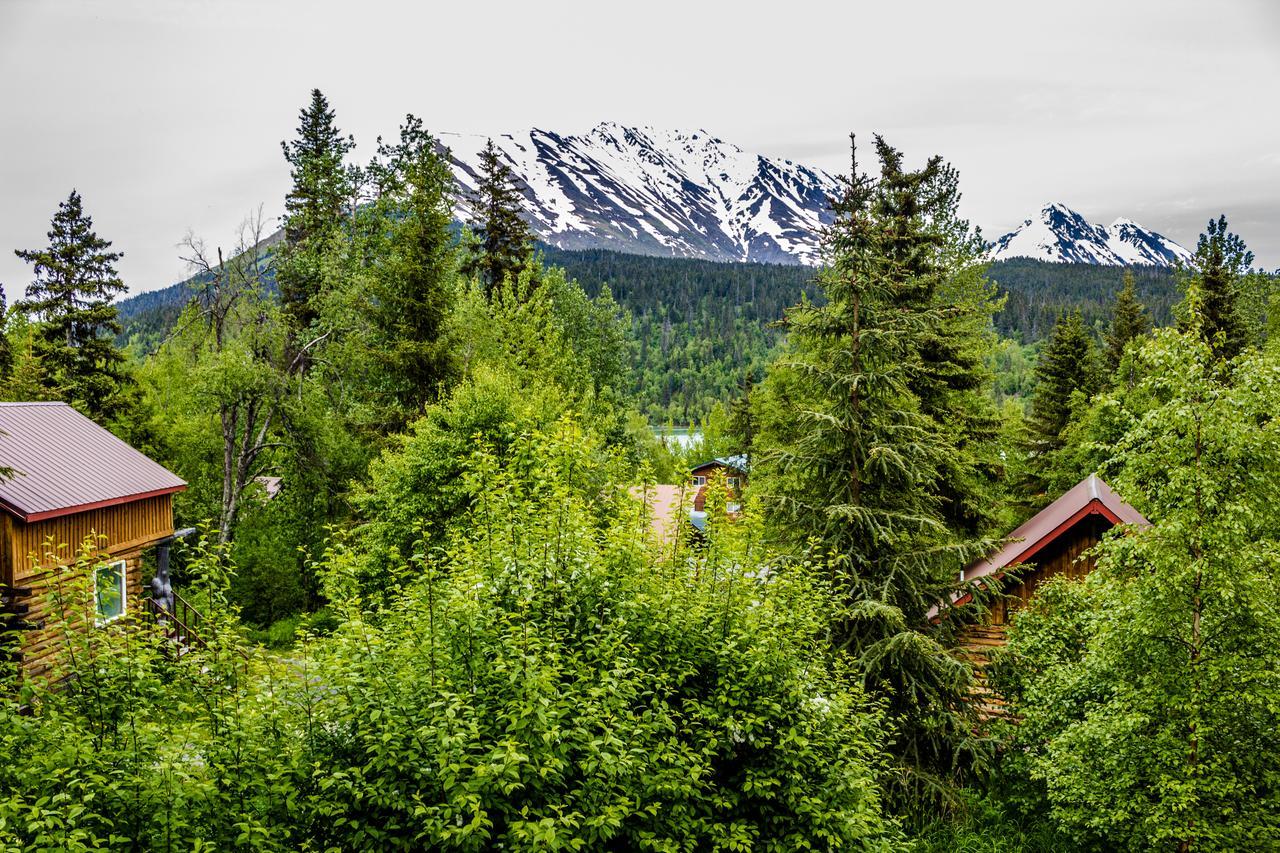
[0,402,186,680]
[950,474,1148,710]
[689,454,748,519]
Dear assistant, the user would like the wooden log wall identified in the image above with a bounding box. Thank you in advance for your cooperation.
[959,514,1112,718]
[1,495,174,682]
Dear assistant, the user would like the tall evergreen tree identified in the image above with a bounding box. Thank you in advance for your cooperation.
[463,139,533,296]
[359,114,458,429]
[0,284,12,383]
[277,88,354,335]
[1105,270,1150,373]
[726,372,756,455]
[1180,215,1253,360]
[14,190,129,419]
[871,138,1005,536]
[1024,310,1101,471]
[755,136,997,811]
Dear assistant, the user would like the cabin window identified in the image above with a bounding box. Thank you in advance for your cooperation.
[94,560,127,625]
[727,477,739,489]
[692,475,707,487]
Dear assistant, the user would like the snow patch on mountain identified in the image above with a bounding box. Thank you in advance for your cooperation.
[991,203,1191,266]
[441,123,840,265]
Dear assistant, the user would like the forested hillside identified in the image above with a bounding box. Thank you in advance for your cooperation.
[988,257,1177,339]
[118,242,1179,422]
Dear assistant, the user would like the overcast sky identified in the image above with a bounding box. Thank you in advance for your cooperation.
[1,0,1277,296]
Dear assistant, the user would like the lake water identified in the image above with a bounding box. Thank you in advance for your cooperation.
[652,426,702,450]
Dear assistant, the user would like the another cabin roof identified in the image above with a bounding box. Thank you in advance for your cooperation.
[0,402,186,522]
[963,474,1148,585]
[691,455,749,475]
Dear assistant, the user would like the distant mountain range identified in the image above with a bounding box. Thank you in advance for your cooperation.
[443,123,839,265]
[442,124,1193,269]
[987,203,1192,267]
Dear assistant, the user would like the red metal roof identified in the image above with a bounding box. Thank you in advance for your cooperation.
[963,474,1148,585]
[0,402,186,522]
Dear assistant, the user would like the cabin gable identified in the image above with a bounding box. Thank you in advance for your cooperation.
[955,475,1149,713]
[689,455,748,513]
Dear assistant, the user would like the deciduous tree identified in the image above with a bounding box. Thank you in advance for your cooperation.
[996,328,1280,850]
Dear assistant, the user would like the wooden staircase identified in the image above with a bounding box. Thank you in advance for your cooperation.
[145,590,208,655]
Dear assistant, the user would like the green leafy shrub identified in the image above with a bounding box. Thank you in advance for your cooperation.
[993,330,1280,849]
[0,421,902,850]
[297,417,902,849]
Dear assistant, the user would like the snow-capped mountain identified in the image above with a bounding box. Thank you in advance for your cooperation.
[441,123,840,265]
[990,203,1192,267]
[442,126,1191,269]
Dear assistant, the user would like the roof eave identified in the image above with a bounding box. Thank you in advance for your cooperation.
[3,485,187,524]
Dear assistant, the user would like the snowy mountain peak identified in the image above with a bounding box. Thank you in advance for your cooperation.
[441,126,1190,269]
[442,124,839,265]
[991,203,1191,267]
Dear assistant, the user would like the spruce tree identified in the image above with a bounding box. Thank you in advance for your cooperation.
[14,190,129,419]
[755,136,997,811]
[463,139,533,296]
[1105,270,1149,373]
[871,137,1005,537]
[1180,215,1252,360]
[361,114,458,429]
[0,284,11,383]
[278,88,354,334]
[1026,310,1101,463]
[726,372,756,455]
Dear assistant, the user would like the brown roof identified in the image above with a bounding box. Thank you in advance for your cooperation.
[0,402,186,522]
[963,474,1148,585]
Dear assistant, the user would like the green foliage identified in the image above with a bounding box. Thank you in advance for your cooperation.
[461,139,535,295]
[994,329,1280,849]
[989,258,1176,342]
[1178,215,1253,360]
[278,88,355,335]
[117,244,1192,426]
[307,419,902,850]
[986,338,1039,406]
[347,113,458,431]
[12,189,132,421]
[543,247,821,423]
[911,789,1069,852]
[1022,310,1101,500]
[1104,269,1149,374]
[0,430,903,850]
[0,284,11,383]
[754,137,1001,812]
[350,366,573,596]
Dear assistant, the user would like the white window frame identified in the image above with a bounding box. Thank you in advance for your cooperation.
[727,477,740,489]
[692,475,707,487]
[93,559,127,626]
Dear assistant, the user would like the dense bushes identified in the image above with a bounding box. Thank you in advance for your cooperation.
[991,331,1280,849]
[0,419,902,850]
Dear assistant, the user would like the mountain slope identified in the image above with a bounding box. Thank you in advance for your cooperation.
[991,203,1191,266]
[442,124,839,265]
